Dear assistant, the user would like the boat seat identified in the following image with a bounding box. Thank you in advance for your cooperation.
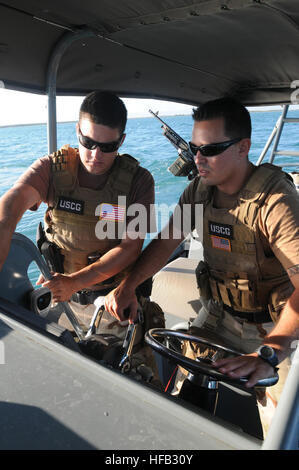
[188,234,204,260]
[151,257,201,322]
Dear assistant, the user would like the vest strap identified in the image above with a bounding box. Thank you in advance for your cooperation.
[223,304,272,324]
[198,163,293,314]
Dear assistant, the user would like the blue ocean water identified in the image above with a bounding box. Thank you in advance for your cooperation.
[0,110,298,283]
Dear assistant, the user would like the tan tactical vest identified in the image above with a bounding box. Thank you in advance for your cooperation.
[44,145,139,277]
[194,163,294,321]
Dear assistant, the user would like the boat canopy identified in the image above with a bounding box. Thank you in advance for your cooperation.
[1,0,299,107]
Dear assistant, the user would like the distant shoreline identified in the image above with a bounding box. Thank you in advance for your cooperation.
[0,114,183,129]
[1,108,299,129]
[0,120,73,129]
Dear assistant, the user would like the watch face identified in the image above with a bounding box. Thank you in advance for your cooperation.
[260,346,273,358]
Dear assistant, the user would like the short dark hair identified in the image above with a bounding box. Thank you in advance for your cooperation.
[192,97,251,139]
[79,91,127,134]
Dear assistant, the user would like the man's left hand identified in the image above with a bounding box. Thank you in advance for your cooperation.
[212,353,276,388]
[41,273,77,303]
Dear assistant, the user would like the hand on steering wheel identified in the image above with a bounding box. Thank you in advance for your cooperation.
[145,329,279,388]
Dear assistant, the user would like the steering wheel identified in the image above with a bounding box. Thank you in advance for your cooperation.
[145,328,279,388]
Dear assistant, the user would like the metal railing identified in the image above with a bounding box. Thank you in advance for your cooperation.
[257,105,299,170]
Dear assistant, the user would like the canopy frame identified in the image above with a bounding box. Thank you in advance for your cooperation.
[46,28,96,153]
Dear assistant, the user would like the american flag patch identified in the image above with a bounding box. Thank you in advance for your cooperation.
[99,203,126,222]
[211,235,231,252]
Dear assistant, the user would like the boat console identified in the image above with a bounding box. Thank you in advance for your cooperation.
[0,232,282,441]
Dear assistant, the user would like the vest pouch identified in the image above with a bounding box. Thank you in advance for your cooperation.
[139,296,166,333]
[37,221,64,273]
[195,261,212,301]
[210,275,259,311]
[268,281,294,323]
[40,240,64,274]
[230,278,258,311]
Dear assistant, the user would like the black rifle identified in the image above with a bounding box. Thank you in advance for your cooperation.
[149,109,198,180]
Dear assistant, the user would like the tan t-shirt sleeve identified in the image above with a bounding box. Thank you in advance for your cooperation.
[177,177,200,233]
[15,156,52,209]
[258,178,299,271]
[127,166,156,235]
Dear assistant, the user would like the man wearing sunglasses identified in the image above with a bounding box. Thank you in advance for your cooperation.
[0,91,162,357]
[105,97,299,437]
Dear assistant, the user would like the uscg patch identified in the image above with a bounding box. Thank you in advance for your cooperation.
[209,221,233,252]
[57,196,84,215]
[208,221,233,240]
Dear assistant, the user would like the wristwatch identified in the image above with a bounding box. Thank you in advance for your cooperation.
[256,345,279,368]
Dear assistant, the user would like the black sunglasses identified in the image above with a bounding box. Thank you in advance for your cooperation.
[189,138,242,157]
[78,127,123,153]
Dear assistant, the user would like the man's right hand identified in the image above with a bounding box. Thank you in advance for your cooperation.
[105,282,139,323]
[105,230,184,323]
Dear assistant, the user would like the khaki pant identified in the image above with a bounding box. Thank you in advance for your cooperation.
[174,299,291,438]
